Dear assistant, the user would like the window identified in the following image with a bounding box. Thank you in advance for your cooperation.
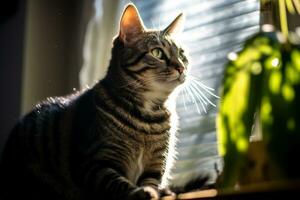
[131,0,260,184]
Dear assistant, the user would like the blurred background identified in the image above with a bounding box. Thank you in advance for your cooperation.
[0,0,92,158]
[0,0,260,184]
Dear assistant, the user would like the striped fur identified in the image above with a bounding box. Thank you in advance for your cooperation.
[0,4,190,200]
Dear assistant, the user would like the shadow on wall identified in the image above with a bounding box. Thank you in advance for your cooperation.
[0,0,25,159]
[0,0,93,158]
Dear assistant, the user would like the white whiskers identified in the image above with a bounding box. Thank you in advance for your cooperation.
[179,75,219,114]
[118,72,219,114]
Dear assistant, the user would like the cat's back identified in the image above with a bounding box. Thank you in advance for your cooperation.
[0,88,95,200]
[3,92,79,157]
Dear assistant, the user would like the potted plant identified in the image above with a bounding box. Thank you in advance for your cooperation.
[217,0,300,188]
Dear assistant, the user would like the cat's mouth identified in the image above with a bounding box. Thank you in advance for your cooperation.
[178,74,186,83]
[173,67,186,84]
[156,69,186,87]
[167,73,186,84]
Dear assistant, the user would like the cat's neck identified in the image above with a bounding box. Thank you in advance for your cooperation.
[101,66,173,112]
[99,77,171,112]
[142,90,170,111]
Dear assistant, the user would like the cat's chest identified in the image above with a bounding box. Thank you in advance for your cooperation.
[126,147,145,184]
[127,130,170,184]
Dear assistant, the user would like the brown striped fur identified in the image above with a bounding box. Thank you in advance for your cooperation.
[0,4,189,200]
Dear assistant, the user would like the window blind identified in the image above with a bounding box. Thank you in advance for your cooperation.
[132,0,260,184]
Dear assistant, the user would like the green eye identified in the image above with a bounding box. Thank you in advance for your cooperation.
[151,48,164,59]
[179,49,185,60]
[179,53,184,60]
[179,52,188,64]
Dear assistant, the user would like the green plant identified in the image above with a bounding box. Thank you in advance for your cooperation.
[217,0,300,187]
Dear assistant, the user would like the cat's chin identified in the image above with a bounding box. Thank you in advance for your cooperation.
[169,75,186,85]
[160,79,185,93]
[178,75,186,83]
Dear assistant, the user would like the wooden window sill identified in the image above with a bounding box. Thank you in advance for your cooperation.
[162,180,300,200]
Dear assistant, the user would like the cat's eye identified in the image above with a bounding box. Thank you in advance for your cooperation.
[179,53,185,61]
[151,48,164,60]
[178,49,186,61]
[179,53,187,64]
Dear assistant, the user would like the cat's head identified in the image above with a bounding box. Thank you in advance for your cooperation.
[108,4,188,97]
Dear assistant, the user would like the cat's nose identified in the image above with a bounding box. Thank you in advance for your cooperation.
[175,66,185,74]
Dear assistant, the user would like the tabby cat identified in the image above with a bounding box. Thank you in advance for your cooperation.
[0,4,203,200]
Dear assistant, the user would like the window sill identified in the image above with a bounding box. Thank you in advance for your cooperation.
[162,180,300,200]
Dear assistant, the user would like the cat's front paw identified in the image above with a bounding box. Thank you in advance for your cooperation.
[128,186,159,200]
[159,188,176,199]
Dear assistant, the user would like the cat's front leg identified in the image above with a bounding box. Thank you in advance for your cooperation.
[83,165,158,200]
[83,166,136,199]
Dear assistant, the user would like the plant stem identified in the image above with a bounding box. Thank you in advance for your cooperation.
[293,0,300,14]
[279,0,289,38]
[286,0,296,14]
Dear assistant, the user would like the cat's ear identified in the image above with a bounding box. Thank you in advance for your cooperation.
[163,13,185,37]
[119,4,145,43]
